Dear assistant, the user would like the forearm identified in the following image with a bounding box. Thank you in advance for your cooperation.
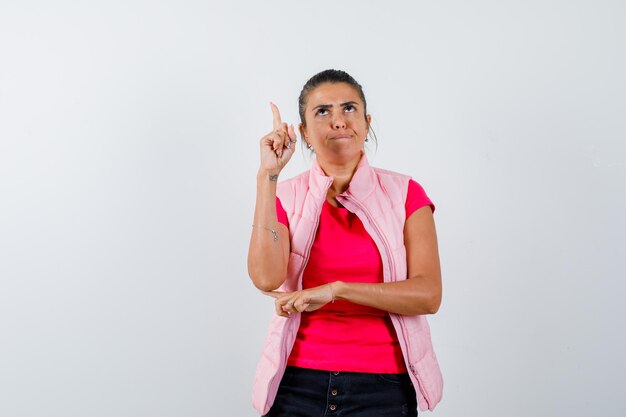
[248,171,288,291]
[331,276,441,316]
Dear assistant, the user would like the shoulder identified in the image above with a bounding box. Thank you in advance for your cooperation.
[370,166,434,213]
[372,166,411,182]
[371,166,412,201]
[371,167,430,193]
[277,170,309,194]
[275,169,310,210]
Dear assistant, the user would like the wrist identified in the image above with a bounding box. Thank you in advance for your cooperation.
[330,281,345,301]
[257,169,280,182]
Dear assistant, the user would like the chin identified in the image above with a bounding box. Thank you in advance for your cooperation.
[324,148,363,164]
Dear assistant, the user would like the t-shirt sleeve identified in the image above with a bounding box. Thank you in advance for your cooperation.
[276,197,289,227]
[405,179,435,219]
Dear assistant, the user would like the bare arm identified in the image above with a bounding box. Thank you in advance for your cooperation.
[248,172,290,291]
[247,103,296,291]
[265,205,442,316]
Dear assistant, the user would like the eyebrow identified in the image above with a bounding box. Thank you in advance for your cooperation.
[312,101,359,111]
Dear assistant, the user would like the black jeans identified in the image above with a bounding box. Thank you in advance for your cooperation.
[263,366,418,417]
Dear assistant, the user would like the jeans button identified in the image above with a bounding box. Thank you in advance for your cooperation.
[332,371,340,376]
[329,404,337,411]
[331,389,338,396]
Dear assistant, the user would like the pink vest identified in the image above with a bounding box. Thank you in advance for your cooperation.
[252,155,443,414]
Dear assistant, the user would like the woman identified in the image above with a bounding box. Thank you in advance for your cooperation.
[248,69,443,417]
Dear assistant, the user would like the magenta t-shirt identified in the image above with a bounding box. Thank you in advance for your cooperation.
[276,179,434,373]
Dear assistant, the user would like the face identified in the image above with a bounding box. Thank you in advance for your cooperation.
[300,82,372,165]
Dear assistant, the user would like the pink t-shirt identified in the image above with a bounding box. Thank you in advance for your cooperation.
[276,179,434,373]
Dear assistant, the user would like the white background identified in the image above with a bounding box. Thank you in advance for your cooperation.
[1,1,625,416]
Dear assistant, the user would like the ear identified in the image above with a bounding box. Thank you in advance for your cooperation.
[366,114,372,125]
[299,123,307,139]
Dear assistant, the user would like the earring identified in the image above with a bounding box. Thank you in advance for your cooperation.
[365,137,369,142]
[306,142,312,149]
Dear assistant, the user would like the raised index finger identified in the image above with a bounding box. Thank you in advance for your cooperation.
[270,102,282,130]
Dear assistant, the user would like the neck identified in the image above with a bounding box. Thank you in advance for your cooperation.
[317,153,363,195]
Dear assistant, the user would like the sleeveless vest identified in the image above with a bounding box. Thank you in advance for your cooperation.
[252,155,443,414]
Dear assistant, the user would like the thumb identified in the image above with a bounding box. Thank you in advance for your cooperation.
[288,124,297,142]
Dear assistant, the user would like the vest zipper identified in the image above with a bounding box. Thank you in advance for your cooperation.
[338,193,431,407]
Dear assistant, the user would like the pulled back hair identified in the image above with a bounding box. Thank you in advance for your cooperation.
[298,69,377,147]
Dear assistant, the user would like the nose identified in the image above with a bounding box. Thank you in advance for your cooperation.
[332,112,346,129]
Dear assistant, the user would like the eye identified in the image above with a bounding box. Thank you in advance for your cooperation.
[315,108,329,116]
[344,105,356,113]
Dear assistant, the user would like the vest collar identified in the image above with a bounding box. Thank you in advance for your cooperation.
[308,152,377,202]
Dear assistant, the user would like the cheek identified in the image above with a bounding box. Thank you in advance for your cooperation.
[306,125,325,142]
[349,116,368,132]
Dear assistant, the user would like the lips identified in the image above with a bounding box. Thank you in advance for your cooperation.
[330,134,352,140]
